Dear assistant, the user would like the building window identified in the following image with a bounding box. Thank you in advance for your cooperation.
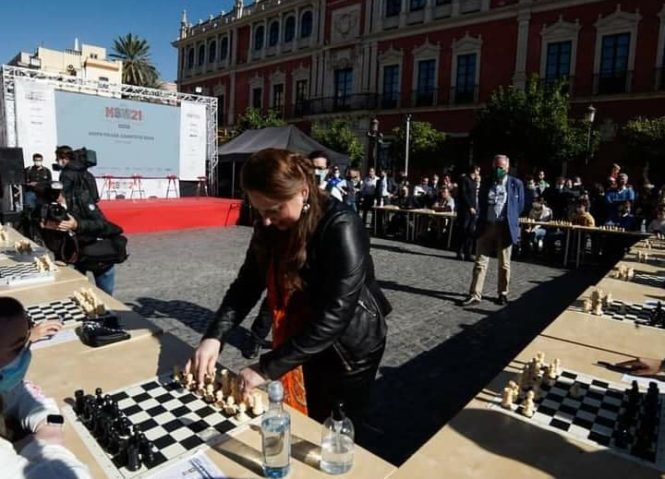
[90,53,98,59]
[334,68,353,109]
[386,0,401,17]
[285,17,296,42]
[301,11,313,39]
[598,33,630,94]
[208,41,217,64]
[436,0,452,4]
[217,95,225,125]
[187,48,195,69]
[99,76,109,82]
[220,37,229,60]
[272,84,284,110]
[382,65,399,109]
[416,59,435,106]
[269,21,280,47]
[252,87,263,109]
[197,45,205,66]
[295,79,308,115]
[410,0,426,11]
[455,53,476,103]
[545,41,571,82]
[254,25,265,51]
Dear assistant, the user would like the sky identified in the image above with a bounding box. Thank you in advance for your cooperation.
[0,0,237,82]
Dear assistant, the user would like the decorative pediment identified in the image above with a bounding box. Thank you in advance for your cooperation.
[330,48,356,70]
[541,16,581,38]
[249,74,263,89]
[452,32,482,53]
[413,39,440,58]
[270,69,285,84]
[292,64,310,81]
[378,46,403,64]
[595,5,641,30]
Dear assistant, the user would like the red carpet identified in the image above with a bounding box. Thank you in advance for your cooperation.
[99,198,242,234]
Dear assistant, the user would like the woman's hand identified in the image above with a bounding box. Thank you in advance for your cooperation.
[57,214,78,232]
[184,338,222,385]
[238,363,267,401]
[615,357,663,376]
[30,320,63,342]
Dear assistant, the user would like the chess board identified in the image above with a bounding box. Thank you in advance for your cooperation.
[631,272,665,288]
[571,300,664,329]
[491,369,665,471]
[0,263,55,286]
[64,374,262,479]
[26,297,89,325]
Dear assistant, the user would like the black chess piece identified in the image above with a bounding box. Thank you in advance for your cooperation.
[74,389,85,416]
[125,429,142,471]
[107,429,121,456]
[138,433,157,468]
[81,396,96,427]
[615,424,630,449]
[95,387,104,406]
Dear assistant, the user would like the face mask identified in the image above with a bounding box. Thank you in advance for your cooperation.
[494,167,506,180]
[0,346,32,393]
[34,161,43,167]
[334,172,340,178]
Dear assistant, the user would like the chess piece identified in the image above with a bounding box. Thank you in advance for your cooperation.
[593,302,603,316]
[220,369,231,395]
[501,387,515,409]
[569,382,582,399]
[204,383,215,403]
[251,391,265,415]
[521,391,535,418]
[173,365,181,384]
[532,382,543,400]
[603,293,613,307]
[224,395,238,416]
[215,389,225,407]
[582,299,592,313]
[236,402,251,421]
[552,358,561,376]
[74,389,86,415]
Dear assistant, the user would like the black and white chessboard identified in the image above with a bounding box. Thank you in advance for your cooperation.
[26,297,89,325]
[572,300,664,329]
[64,374,261,479]
[631,272,665,288]
[492,369,665,470]
[0,263,55,286]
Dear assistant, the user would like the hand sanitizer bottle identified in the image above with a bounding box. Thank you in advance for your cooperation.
[320,401,354,474]
[261,381,291,478]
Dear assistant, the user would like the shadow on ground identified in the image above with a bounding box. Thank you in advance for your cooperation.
[360,266,607,466]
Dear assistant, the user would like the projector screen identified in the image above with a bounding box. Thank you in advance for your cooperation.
[54,91,181,177]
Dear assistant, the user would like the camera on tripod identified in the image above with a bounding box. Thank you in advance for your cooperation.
[40,182,69,222]
[52,147,97,171]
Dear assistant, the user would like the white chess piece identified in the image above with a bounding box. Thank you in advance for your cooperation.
[521,391,536,418]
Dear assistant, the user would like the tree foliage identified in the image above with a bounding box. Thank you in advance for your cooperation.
[622,116,665,181]
[471,77,595,172]
[110,33,159,87]
[234,107,286,134]
[391,120,446,170]
[311,119,364,168]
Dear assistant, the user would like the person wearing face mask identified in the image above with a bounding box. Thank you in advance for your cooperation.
[360,168,378,226]
[461,155,524,307]
[23,154,52,210]
[606,173,635,223]
[308,150,331,192]
[375,169,397,207]
[0,297,90,479]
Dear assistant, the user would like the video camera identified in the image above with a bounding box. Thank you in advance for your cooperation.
[52,147,97,171]
[40,182,69,222]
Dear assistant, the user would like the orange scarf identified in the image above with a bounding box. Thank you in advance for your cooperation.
[266,260,312,415]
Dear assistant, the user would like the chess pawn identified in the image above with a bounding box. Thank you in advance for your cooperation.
[215,390,225,407]
[521,391,536,418]
[507,380,519,395]
[224,396,238,416]
[593,302,603,316]
[501,387,515,409]
[603,293,613,307]
[627,268,634,281]
[235,402,250,422]
[220,369,231,395]
[251,392,265,416]
[543,366,556,387]
[204,383,215,403]
[552,358,561,376]
[569,382,582,399]
[184,373,194,389]
[582,299,592,313]
[590,289,601,303]
[535,351,545,367]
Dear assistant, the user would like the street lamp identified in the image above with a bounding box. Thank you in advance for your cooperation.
[584,104,596,165]
[367,117,382,172]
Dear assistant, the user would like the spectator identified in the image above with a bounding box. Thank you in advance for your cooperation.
[433,186,455,212]
[606,173,635,222]
[461,154,524,307]
[526,197,552,251]
[325,165,345,202]
[571,176,585,195]
[609,200,637,230]
[524,176,537,215]
[431,174,441,195]
[308,150,330,191]
[647,207,665,235]
[455,165,481,261]
[609,163,621,181]
[375,169,397,206]
[571,201,595,227]
[341,168,360,212]
[23,153,51,210]
[413,177,433,208]
[360,167,378,225]
[546,177,572,220]
[536,170,550,196]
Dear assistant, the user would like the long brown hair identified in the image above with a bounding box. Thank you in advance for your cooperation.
[241,148,326,292]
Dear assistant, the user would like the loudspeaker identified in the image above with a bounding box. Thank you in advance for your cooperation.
[0,148,25,185]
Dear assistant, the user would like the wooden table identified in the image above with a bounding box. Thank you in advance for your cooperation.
[390,336,663,479]
[519,221,575,266]
[574,227,651,268]
[27,332,396,479]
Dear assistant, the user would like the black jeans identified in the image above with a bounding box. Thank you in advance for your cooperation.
[302,340,385,427]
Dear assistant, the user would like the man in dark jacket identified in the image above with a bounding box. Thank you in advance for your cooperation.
[374,170,397,206]
[455,164,480,261]
[461,155,524,306]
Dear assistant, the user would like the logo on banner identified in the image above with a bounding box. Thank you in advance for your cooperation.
[105,107,144,121]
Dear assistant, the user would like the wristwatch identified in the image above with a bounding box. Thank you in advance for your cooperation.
[46,414,64,426]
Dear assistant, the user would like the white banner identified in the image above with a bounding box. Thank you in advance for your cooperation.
[179,101,207,181]
[14,79,57,170]
[95,177,180,200]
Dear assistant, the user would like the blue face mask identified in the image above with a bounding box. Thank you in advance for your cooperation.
[0,347,32,393]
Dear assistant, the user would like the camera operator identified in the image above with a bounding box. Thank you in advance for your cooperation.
[40,146,127,295]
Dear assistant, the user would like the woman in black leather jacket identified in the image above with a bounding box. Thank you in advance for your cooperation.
[185,148,390,424]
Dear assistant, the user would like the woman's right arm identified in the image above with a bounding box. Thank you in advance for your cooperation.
[186,232,266,383]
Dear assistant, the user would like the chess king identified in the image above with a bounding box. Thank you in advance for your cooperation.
[185,148,392,426]
[0,297,90,478]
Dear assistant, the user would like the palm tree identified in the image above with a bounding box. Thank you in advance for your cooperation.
[110,33,159,87]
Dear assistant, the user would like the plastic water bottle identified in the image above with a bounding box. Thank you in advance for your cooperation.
[320,401,354,474]
[261,381,291,478]
[641,219,647,234]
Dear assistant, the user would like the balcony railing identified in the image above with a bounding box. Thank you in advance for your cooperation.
[450,85,478,105]
[539,75,574,95]
[594,70,632,95]
[304,94,379,115]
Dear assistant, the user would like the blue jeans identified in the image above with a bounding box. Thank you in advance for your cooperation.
[75,264,116,296]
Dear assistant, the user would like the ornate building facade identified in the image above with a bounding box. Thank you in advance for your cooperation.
[174,0,665,171]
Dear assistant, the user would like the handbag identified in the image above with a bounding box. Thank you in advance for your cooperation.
[61,232,129,271]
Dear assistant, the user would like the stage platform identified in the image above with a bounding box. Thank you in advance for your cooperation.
[98,198,242,234]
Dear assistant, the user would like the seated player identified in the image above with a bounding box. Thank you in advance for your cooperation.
[0,297,90,478]
[570,201,595,227]
[647,207,665,235]
[526,197,552,251]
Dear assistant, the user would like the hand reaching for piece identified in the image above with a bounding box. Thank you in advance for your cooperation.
[30,320,63,342]
[238,364,267,402]
[614,357,663,376]
[184,338,222,385]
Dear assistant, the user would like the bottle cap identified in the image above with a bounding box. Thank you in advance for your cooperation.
[332,401,346,421]
[268,380,284,402]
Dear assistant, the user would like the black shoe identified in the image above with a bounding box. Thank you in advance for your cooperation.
[242,337,262,360]
[497,294,509,306]
[460,296,481,307]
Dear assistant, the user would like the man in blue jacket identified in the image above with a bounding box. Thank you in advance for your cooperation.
[461,154,525,306]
